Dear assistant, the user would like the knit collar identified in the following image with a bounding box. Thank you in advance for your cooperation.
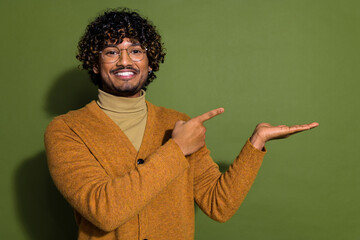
[96,89,147,114]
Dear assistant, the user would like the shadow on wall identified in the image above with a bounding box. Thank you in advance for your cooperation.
[15,151,78,239]
[218,162,231,174]
[16,67,97,239]
[45,67,97,116]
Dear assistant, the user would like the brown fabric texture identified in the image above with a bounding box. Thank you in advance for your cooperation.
[44,101,266,240]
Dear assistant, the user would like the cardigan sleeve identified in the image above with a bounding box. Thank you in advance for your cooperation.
[44,117,189,232]
[192,139,266,222]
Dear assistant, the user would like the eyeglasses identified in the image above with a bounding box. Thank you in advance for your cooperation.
[99,45,147,63]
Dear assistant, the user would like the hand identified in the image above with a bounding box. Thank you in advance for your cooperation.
[250,122,319,150]
[172,108,224,156]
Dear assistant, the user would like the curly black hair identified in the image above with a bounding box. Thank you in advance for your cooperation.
[76,8,166,89]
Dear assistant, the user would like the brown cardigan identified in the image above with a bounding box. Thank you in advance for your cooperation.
[44,100,266,240]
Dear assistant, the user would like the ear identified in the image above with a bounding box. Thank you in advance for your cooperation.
[93,65,99,74]
[148,66,152,72]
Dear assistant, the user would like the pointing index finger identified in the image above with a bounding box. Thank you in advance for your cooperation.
[193,108,225,123]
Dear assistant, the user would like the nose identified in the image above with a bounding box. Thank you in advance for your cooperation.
[117,49,133,66]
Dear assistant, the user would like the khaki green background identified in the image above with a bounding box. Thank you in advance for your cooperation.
[1,0,359,239]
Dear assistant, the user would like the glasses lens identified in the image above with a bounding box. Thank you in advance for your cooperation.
[101,47,120,63]
[100,46,146,62]
[128,46,146,61]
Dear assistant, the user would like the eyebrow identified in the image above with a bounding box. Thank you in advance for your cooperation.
[104,42,142,48]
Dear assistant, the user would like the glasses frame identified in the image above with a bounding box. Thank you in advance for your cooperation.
[99,44,148,63]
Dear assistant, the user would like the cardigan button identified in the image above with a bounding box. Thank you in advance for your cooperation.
[137,158,145,165]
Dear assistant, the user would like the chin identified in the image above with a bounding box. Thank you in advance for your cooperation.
[103,79,146,97]
[113,86,142,97]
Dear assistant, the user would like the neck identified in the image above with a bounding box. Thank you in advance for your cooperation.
[100,85,144,98]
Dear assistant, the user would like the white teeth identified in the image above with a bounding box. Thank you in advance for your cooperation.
[115,72,135,76]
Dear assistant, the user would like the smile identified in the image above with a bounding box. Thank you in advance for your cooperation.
[114,71,135,76]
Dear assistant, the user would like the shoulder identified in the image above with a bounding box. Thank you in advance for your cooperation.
[45,101,100,136]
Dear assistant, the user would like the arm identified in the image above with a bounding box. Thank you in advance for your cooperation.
[45,117,189,232]
[171,108,318,222]
[192,140,265,222]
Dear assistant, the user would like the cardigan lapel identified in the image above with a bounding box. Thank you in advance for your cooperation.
[63,100,166,170]
[136,100,157,158]
[63,101,138,164]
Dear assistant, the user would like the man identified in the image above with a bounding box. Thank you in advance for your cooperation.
[45,8,318,240]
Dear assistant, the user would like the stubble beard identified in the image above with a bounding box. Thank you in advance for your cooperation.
[102,77,147,97]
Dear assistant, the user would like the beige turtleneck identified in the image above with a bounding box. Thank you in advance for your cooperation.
[96,89,147,151]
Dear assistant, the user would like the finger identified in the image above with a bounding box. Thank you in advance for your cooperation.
[287,123,318,134]
[296,122,319,130]
[308,122,319,128]
[174,120,186,127]
[193,108,224,123]
[257,123,272,128]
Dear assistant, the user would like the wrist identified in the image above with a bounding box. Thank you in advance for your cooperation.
[250,133,265,150]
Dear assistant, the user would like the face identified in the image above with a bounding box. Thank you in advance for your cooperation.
[93,38,152,97]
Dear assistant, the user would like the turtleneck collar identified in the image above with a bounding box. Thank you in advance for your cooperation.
[96,89,147,114]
